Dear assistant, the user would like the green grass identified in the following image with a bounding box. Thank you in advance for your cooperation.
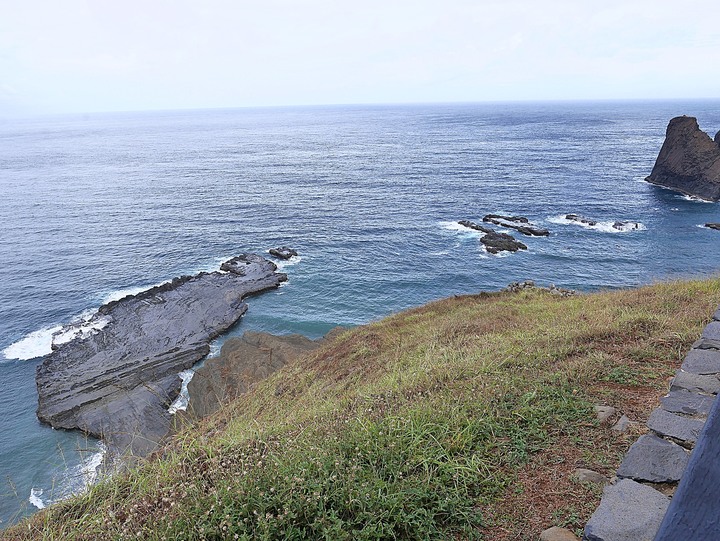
[5,278,720,540]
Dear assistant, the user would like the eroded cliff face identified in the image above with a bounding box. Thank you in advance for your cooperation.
[186,327,346,419]
[36,254,287,459]
[646,116,720,201]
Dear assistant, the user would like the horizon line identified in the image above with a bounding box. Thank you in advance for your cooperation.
[4,96,720,120]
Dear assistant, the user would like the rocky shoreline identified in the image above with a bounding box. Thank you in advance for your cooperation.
[36,254,288,460]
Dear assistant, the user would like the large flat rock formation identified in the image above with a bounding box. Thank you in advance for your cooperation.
[35,254,287,459]
[646,116,720,201]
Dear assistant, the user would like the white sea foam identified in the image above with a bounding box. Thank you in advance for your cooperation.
[28,441,106,510]
[274,255,302,271]
[681,194,715,203]
[52,314,110,348]
[28,488,46,510]
[3,282,154,361]
[77,442,107,487]
[481,246,515,258]
[440,221,484,237]
[2,325,63,360]
[168,369,196,414]
[548,215,646,233]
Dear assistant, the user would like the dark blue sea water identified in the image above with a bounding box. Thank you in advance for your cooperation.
[1,101,719,526]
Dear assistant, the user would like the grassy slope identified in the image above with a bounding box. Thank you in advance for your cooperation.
[5,278,720,540]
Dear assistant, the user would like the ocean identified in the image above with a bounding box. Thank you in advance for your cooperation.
[0,101,719,526]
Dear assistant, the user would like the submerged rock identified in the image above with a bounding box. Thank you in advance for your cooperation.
[269,246,298,260]
[646,116,720,201]
[482,214,550,236]
[36,254,287,458]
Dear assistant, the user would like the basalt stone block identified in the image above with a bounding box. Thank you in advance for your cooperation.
[584,479,670,541]
[692,338,720,350]
[647,409,705,445]
[616,434,690,483]
[660,390,715,417]
[682,348,720,375]
[702,321,720,341]
[670,370,720,394]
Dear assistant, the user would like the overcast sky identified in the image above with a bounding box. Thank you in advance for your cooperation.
[1,0,718,114]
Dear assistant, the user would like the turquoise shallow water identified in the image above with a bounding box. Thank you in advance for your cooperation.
[1,101,719,525]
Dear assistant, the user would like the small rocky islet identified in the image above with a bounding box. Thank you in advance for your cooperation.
[458,215,547,254]
[565,214,642,231]
[268,246,299,260]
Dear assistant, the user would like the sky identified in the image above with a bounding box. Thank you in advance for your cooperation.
[0,0,718,115]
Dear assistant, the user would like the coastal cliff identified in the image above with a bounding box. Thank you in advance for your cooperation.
[646,116,720,201]
[12,278,720,540]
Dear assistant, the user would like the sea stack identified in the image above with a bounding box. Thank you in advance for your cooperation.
[645,116,720,201]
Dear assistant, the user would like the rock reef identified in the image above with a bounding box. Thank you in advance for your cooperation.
[457,218,536,255]
[36,254,287,458]
[646,116,720,201]
[565,214,641,231]
[481,231,527,254]
[269,246,298,260]
[482,214,550,236]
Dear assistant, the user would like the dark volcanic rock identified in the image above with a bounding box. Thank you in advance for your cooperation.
[566,214,598,226]
[617,433,690,483]
[660,389,715,417]
[565,214,641,231]
[268,246,298,260]
[458,220,494,234]
[482,214,550,236]
[187,330,331,418]
[36,254,287,458]
[481,231,527,254]
[670,370,720,395]
[705,223,720,231]
[611,221,641,231]
[645,116,720,201]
